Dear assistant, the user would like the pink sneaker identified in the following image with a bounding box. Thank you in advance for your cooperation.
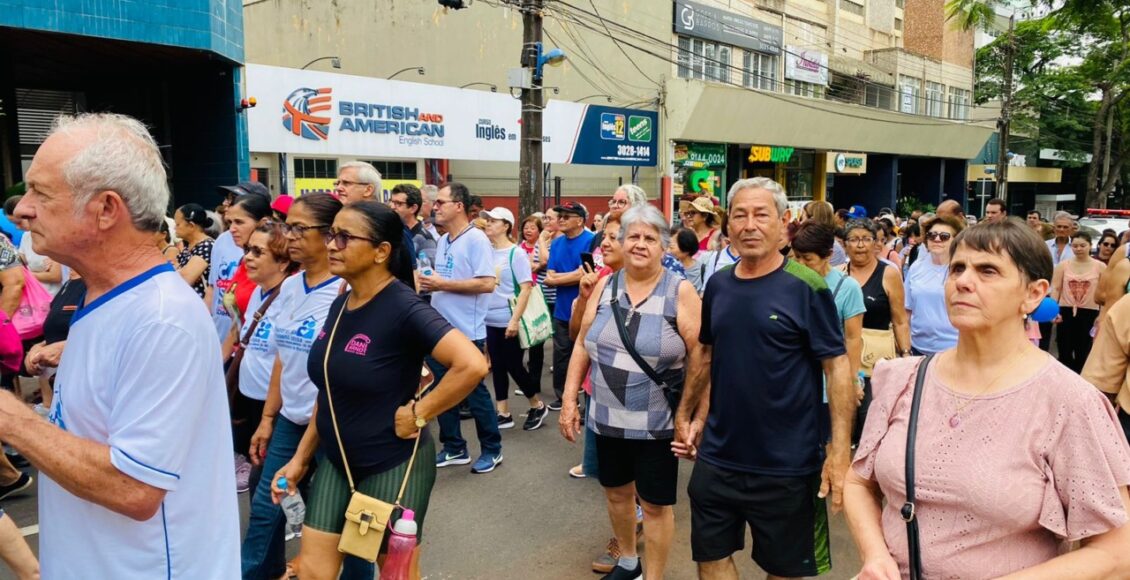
[235,454,251,494]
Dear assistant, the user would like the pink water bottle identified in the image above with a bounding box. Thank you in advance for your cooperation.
[380,509,418,580]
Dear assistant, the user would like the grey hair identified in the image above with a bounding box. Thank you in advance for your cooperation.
[340,161,382,193]
[616,184,648,207]
[726,177,787,217]
[50,113,169,231]
[1052,211,1074,224]
[618,205,670,249]
[421,184,439,202]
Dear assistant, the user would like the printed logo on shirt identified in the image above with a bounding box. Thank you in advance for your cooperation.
[254,321,272,341]
[344,334,371,356]
[48,386,66,431]
[296,316,318,340]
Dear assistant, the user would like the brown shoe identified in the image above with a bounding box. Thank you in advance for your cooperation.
[592,537,621,573]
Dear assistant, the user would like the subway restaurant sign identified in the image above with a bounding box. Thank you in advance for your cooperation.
[826,152,868,174]
[748,145,794,163]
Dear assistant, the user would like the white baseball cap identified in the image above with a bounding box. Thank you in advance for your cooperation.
[479,207,515,227]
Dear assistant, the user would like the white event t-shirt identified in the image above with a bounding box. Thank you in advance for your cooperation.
[486,245,534,328]
[238,286,282,401]
[209,231,245,340]
[431,226,495,340]
[41,263,239,579]
[270,272,341,424]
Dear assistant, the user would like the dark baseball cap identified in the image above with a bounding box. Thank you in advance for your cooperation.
[553,201,588,219]
[218,181,271,202]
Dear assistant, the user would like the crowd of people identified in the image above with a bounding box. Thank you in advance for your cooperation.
[0,112,1128,580]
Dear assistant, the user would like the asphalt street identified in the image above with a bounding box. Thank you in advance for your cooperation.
[0,343,863,579]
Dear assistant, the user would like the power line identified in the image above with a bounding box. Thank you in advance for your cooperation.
[544,4,997,126]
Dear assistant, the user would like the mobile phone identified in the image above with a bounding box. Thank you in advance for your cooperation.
[580,252,595,271]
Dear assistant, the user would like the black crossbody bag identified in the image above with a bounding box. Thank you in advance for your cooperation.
[609,272,684,411]
[902,354,934,580]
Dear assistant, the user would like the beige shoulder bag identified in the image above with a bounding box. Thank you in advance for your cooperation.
[322,298,431,562]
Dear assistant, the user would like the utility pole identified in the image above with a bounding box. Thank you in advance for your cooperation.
[996,14,1015,203]
[518,0,544,221]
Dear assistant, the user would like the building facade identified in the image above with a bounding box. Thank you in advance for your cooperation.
[0,0,249,206]
[243,0,991,217]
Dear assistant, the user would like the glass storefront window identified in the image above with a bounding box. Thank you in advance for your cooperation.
[785,150,815,200]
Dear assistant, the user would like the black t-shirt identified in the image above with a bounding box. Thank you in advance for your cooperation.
[698,259,845,476]
[43,278,86,345]
[307,281,452,479]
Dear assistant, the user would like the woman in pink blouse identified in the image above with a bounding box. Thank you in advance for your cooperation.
[844,218,1130,579]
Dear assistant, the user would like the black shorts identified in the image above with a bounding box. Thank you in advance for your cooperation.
[594,434,678,506]
[688,460,831,577]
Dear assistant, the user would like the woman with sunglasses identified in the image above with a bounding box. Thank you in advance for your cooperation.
[271,201,485,579]
[904,215,964,356]
[1051,232,1105,373]
[1097,233,1120,265]
[222,223,298,497]
[242,193,348,580]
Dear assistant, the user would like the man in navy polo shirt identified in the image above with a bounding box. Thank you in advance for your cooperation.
[676,177,853,580]
[545,201,594,410]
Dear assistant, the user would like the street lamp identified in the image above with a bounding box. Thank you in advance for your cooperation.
[533,43,566,82]
[577,94,613,103]
[388,66,425,80]
[459,82,498,92]
[300,56,341,70]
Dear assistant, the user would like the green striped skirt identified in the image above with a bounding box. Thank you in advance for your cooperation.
[306,436,437,539]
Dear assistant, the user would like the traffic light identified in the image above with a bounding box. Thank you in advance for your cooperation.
[439,0,470,8]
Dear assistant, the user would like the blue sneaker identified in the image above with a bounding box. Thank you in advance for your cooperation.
[435,449,471,468]
[470,452,503,474]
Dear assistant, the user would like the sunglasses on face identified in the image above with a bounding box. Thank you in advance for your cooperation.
[1101,242,1116,248]
[245,246,269,258]
[324,229,379,251]
[334,179,365,188]
[926,232,953,242]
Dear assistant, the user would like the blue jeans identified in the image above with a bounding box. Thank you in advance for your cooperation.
[582,393,599,477]
[430,339,502,457]
[241,416,374,579]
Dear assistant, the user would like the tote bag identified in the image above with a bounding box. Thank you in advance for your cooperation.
[507,248,553,349]
[13,267,51,340]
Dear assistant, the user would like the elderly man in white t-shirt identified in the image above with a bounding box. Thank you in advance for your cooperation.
[5,113,239,578]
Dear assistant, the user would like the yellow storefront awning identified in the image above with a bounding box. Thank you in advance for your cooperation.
[967,165,1062,183]
[664,82,993,159]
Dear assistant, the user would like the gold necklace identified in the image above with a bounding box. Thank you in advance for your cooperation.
[941,345,1031,428]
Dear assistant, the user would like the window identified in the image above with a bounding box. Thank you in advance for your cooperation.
[742,50,778,90]
[840,0,865,16]
[925,81,945,117]
[364,160,419,180]
[786,80,825,99]
[894,18,903,31]
[677,36,731,83]
[895,0,904,8]
[294,158,338,179]
[865,84,894,110]
[948,87,971,120]
[899,75,920,114]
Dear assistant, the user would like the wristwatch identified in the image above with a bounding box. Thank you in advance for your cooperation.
[412,401,427,428]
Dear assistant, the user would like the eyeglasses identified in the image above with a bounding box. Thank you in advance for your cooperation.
[433,199,459,209]
[387,199,407,208]
[926,232,953,242]
[334,179,366,188]
[1101,242,1117,248]
[846,236,875,245]
[281,223,331,237]
[245,246,268,258]
[680,211,697,219]
[324,229,380,250]
[608,199,629,207]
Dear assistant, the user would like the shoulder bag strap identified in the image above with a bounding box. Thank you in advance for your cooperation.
[508,247,520,297]
[903,353,935,580]
[831,275,847,301]
[610,273,667,388]
[323,293,424,500]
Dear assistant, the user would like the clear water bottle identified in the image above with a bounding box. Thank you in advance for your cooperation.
[418,250,433,277]
[277,476,305,541]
